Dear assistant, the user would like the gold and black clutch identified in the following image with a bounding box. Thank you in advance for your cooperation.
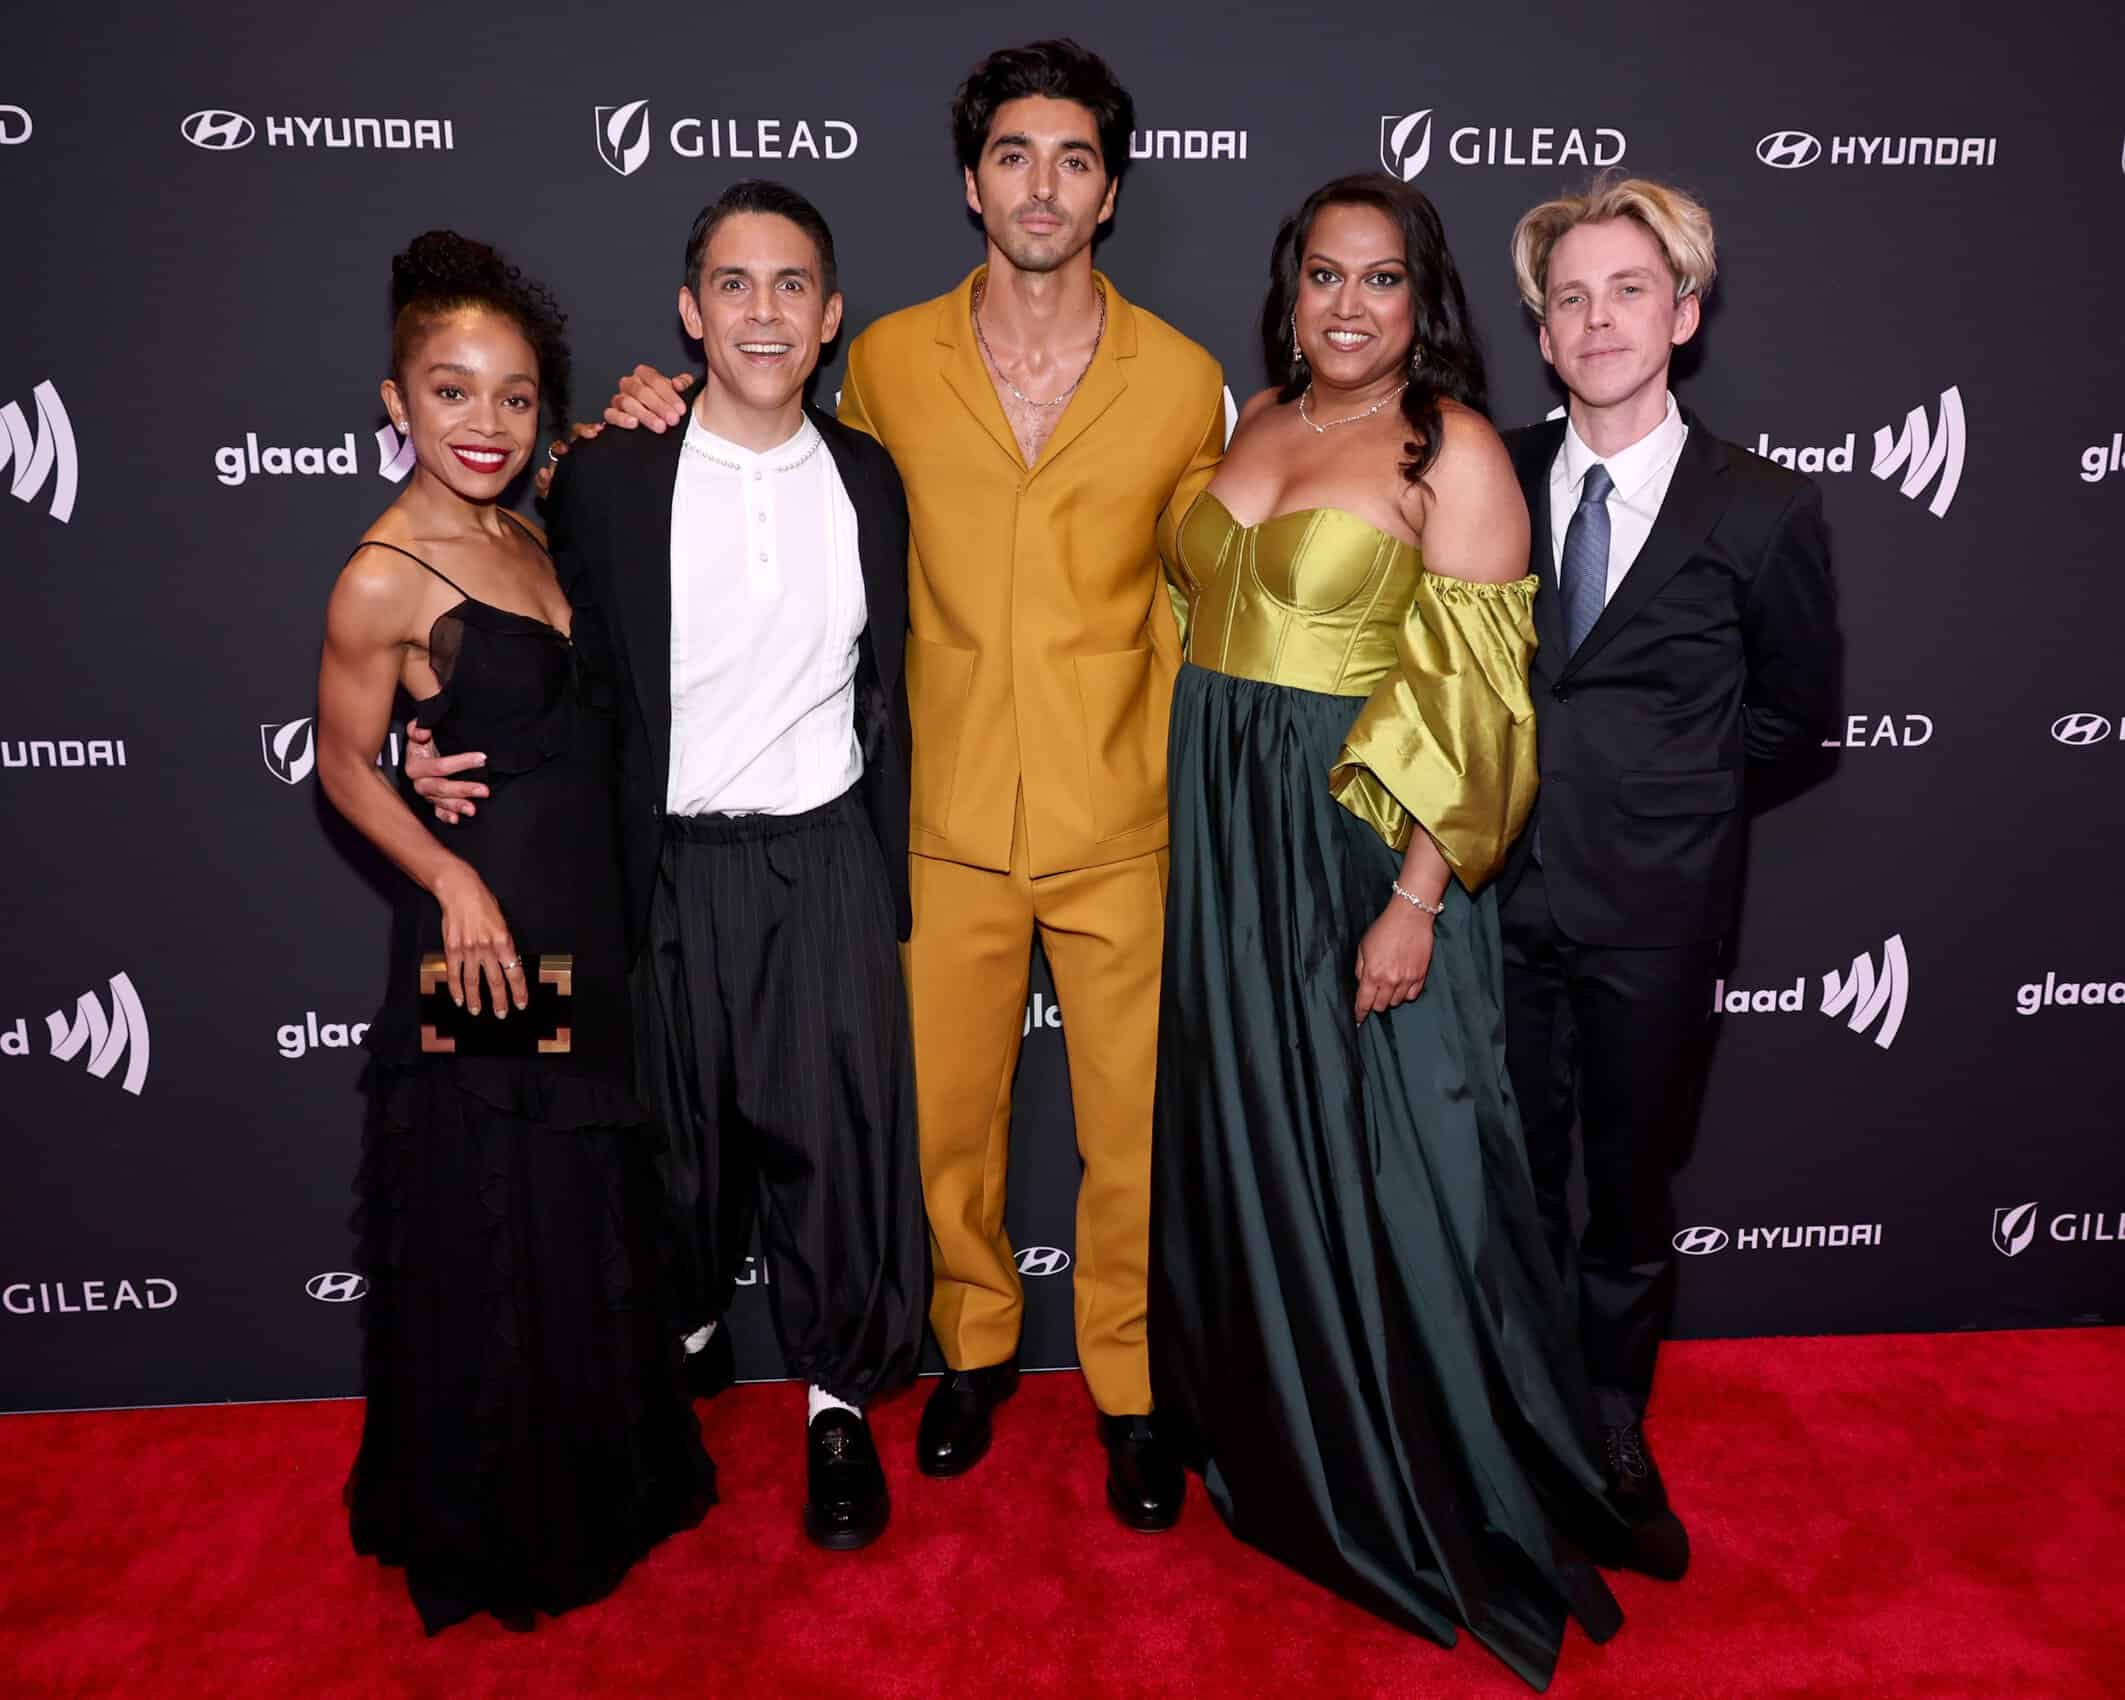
[418,952,574,1056]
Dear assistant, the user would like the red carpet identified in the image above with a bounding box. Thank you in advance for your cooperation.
[3,1330,2121,1699]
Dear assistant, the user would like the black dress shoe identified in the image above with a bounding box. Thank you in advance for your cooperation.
[1599,1422,1690,1581]
[804,1408,889,1551]
[916,1361,1018,1478]
[1100,1412,1183,1533]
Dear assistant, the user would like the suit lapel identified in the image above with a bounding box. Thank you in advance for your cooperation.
[937,270,1033,473]
[611,426,685,787]
[1513,420,1568,662]
[1559,416,1732,682]
[1025,271,1135,475]
[813,407,904,699]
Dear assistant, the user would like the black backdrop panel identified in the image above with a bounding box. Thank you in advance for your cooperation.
[4,1,2122,1410]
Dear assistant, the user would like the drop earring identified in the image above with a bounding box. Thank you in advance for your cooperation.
[1290,308,1308,383]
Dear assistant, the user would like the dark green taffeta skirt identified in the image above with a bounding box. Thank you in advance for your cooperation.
[1149,663,1627,1692]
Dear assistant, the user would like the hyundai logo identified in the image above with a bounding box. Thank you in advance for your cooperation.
[306,1272,368,1302]
[1014,1246,1072,1277]
[1756,130,1822,169]
[2051,713,2112,745]
[1672,1226,1729,1256]
[182,109,256,150]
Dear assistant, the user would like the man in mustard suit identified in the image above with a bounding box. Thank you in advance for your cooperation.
[598,40,1221,1530]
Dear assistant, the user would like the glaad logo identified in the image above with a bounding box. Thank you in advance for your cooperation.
[0,104,31,145]
[1822,713,1933,749]
[262,719,315,785]
[375,424,415,482]
[278,1013,371,1058]
[2,737,128,769]
[41,973,150,1096]
[182,110,454,151]
[1380,106,1623,180]
[1675,1223,1882,1254]
[591,100,857,174]
[4,1279,177,1314]
[182,109,255,150]
[1756,130,1823,169]
[1991,1201,2125,1257]
[1819,936,1909,1049]
[1751,386,1965,517]
[1130,127,1248,161]
[2081,434,2123,482]
[1871,387,1966,517]
[2015,973,2125,1015]
[1023,990,1063,1037]
[2050,714,2116,745]
[1755,128,1995,170]
[3,379,78,523]
[213,428,409,488]
[1015,1246,1073,1277]
[1713,935,1908,1050]
[596,100,652,177]
[306,1272,368,1302]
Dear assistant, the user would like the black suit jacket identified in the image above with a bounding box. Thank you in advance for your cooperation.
[1498,412,1839,947]
[547,404,913,958]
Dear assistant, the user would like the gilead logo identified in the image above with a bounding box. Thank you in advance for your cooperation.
[4,1279,177,1314]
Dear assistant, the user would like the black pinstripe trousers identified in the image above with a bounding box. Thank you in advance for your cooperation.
[635,789,928,1404]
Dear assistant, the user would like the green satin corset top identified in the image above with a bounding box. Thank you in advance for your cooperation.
[1166,489,1542,889]
[1173,490,1419,695]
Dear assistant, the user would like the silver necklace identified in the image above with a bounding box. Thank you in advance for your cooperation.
[972,282,1107,409]
[1299,381,1409,433]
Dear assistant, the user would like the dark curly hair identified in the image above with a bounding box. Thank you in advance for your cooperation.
[1259,174,1488,486]
[950,39,1134,185]
[389,230,570,430]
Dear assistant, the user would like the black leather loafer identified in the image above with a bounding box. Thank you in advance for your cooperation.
[804,1408,889,1551]
[916,1361,1019,1478]
[1100,1412,1184,1533]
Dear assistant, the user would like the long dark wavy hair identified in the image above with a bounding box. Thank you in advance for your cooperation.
[1258,173,1488,485]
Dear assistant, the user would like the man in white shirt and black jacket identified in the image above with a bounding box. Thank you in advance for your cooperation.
[415,181,926,1552]
[1495,177,1840,1579]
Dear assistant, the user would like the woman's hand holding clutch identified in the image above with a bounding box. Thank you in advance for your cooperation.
[432,863,528,1018]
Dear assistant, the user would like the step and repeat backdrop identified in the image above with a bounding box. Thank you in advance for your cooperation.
[5,1,2122,1411]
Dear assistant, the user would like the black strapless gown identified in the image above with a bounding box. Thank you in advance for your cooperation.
[348,582,714,1633]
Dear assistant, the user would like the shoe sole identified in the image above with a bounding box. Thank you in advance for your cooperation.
[803,1505,889,1552]
[1106,1480,1181,1533]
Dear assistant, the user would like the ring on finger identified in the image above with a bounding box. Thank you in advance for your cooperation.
[547,443,562,464]
[499,957,522,971]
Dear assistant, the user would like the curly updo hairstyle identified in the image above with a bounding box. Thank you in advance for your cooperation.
[388,230,570,430]
[1258,173,1488,487]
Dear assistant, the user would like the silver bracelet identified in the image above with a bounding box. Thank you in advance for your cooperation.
[1391,880,1444,917]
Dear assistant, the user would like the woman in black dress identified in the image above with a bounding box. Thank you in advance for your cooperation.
[315,232,713,1633]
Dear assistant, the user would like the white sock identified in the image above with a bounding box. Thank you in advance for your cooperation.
[682,1320,717,1357]
[808,1384,861,1423]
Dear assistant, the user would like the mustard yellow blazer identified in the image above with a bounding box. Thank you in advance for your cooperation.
[839,267,1224,878]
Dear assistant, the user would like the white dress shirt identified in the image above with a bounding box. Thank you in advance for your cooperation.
[1547,392,1690,604]
[666,410,866,816]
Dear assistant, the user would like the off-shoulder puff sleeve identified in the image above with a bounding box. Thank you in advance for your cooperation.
[1327,571,1540,891]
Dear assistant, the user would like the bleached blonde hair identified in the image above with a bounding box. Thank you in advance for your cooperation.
[1511,175,1717,321]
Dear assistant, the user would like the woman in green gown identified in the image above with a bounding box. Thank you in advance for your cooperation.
[1149,175,1628,1691]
